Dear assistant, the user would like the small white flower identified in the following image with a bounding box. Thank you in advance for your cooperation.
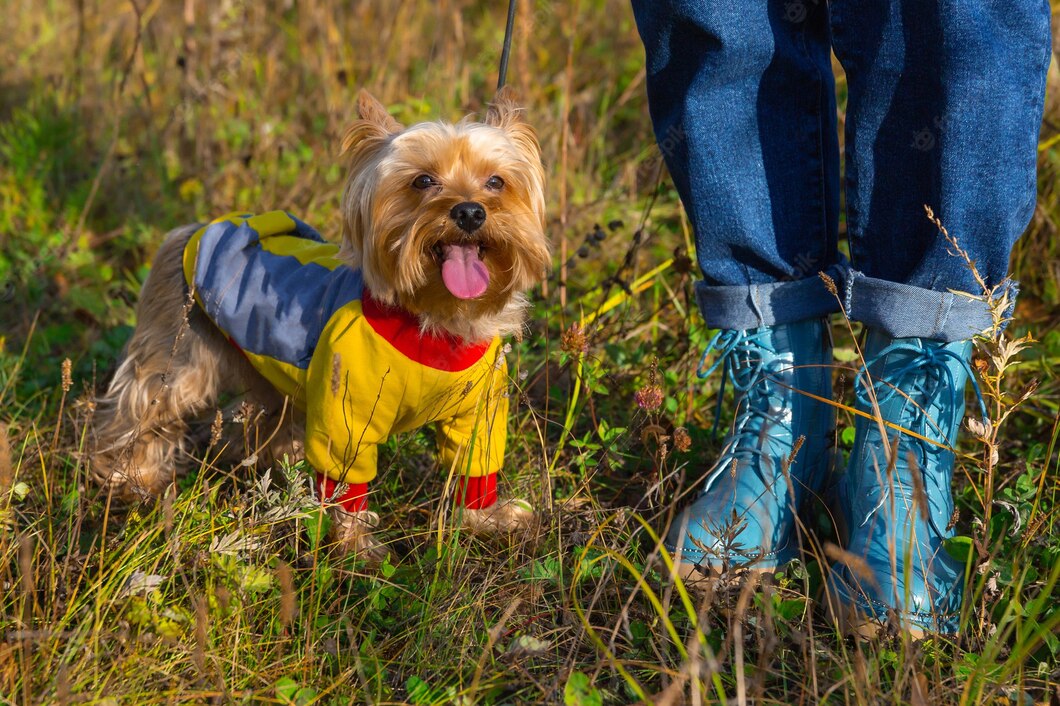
[965,417,992,440]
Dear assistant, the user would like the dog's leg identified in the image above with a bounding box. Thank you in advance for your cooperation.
[456,473,536,535]
[326,507,386,561]
[314,473,386,560]
[461,499,536,534]
[90,225,245,500]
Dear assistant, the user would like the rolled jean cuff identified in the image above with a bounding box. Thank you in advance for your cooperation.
[693,263,846,330]
[843,269,1010,342]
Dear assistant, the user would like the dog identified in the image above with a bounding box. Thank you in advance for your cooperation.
[88,89,551,559]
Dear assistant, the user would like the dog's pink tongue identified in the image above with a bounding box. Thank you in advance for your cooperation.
[440,244,489,299]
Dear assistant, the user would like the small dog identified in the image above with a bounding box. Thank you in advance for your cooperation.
[89,89,551,558]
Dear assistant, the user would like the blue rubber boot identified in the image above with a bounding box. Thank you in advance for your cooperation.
[826,331,985,636]
[666,319,834,580]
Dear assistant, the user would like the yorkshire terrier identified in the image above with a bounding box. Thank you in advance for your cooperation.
[89,89,551,559]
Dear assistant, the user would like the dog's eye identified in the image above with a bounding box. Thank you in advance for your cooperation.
[485,175,505,191]
[412,174,437,190]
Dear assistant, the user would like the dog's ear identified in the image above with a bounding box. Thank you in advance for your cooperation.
[485,87,541,163]
[357,90,403,132]
[485,86,524,129]
[342,90,403,155]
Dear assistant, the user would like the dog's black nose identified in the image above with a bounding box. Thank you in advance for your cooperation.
[450,201,487,233]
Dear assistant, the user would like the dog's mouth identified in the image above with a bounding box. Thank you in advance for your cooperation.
[431,239,490,300]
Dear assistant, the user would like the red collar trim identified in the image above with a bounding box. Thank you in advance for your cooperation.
[361,289,492,372]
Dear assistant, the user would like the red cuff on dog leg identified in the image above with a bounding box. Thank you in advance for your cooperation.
[458,473,497,509]
[316,473,368,513]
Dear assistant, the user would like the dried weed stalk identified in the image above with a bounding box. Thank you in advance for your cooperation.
[924,205,1037,531]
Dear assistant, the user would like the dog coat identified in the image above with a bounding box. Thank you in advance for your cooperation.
[181,211,508,506]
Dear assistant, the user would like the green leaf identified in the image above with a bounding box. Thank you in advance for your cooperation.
[302,508,330,549]
[587,378,610,395]
[10,481,30,502]
[629,620,649,647]
[274,676,299,702]
[293,687,318,705]
[596,419,626,443]
[316,563,334,592]
[773,597,807,621]
[241,565,273,594]
[154,616,184,640]
[274,678,318,705]
[572,546,612,583]
[125,597,153,627]
[564,671,602,706]
[271,678,315,703]
[510,498,534,514]
[522,556,562,582]
[943,535,974,564]
[1015,470,1036,499]
[406,675,443,704]
[834,346,860,363]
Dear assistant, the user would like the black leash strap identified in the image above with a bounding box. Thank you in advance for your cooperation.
[497,0,518,90]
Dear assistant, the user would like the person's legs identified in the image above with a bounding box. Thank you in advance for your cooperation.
[832,0,1052,340]
[632,0,838,578]
[827,0,1052,634]
[632,0,843,329]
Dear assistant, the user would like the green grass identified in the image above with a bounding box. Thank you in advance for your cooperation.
[1,1,1059,703]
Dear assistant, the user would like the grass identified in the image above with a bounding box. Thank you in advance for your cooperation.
[1,1,1059,703]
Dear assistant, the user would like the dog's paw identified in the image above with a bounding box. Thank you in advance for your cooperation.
[327,507,386,562]
[461,499,536,535]
[89,463,127,492]
[88,455,162,502]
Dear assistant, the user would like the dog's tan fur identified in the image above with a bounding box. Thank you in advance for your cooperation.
[89,225,281,499]
[339,90,549,342]
[89,90,549,558]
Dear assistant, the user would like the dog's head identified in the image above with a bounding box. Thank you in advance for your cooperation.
[339,89,550,342]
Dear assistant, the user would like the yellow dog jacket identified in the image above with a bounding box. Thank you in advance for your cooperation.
[182,211,508,508]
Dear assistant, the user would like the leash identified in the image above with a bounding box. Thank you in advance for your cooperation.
[497,0,518,89]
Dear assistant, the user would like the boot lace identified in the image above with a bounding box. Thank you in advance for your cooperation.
[853,340,987,534]
[696,329,796,493]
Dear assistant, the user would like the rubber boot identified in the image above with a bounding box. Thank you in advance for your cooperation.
[666,319,834,580]
[825,331,983,636]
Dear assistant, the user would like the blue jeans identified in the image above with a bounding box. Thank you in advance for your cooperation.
[632,0,1051,341]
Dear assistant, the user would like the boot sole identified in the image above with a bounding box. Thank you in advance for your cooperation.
[821,590,929,640]
[673,561,776,592]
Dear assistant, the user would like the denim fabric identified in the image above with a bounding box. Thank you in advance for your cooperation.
[632,0,1051,341]
[692,262,847,331]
